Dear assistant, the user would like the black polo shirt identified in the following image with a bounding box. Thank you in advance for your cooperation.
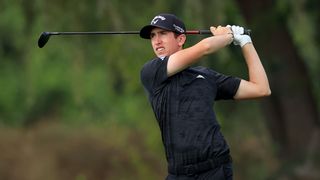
[140,56,241,167]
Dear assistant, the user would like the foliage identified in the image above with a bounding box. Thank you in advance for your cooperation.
[0,0,319,179]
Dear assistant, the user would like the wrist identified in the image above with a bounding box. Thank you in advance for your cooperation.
[227,33,234,44]
[239,35,252,47]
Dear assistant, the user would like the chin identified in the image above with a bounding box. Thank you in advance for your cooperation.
[156,52,168,57]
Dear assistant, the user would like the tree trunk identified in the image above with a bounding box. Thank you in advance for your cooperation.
[235,0,320,178]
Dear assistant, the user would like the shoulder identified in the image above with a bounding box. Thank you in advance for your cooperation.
[141,57,168,72]
[140,56,170,94]
[192,66,220,78]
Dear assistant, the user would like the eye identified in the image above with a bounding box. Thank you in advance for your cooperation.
[150,33,155,39]
[160,31,168,35]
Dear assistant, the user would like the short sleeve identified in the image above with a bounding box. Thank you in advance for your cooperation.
[140,57,169,96]
[204,68,241,100]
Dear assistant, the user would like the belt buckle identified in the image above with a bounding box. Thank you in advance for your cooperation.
[185,164,196,177]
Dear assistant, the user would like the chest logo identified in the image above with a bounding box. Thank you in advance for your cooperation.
[196,74,205,79]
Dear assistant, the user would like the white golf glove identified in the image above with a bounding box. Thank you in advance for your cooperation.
[228,25,252,47]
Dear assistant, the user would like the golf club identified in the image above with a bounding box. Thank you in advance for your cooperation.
[38,29,251,48]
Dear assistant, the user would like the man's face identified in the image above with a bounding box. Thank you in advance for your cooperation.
[150,28,185,58]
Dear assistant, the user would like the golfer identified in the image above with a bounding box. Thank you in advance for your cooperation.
[139,13,270,180]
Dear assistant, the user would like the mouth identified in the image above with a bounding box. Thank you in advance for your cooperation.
[155,47,165,53]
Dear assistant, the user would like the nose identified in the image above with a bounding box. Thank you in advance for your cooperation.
[152,34,162,44]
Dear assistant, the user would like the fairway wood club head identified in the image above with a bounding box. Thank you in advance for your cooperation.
[38,32,51,48]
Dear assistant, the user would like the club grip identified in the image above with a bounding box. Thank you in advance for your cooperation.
[187,29,251,36]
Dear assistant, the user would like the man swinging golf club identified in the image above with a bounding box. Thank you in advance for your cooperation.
[140,13,271,179]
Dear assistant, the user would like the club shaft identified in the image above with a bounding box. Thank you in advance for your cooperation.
[47,30,217,35]
[49,31,140,35]
[46,29,250,35]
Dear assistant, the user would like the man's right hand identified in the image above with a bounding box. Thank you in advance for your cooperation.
[210,26,233,37]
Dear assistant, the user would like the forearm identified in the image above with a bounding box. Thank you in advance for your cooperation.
[242,44,269,88]
[202,34,233,55]
[167,34,233,76]
[234,43,271,99]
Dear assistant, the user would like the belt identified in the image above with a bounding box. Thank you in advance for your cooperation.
[168,154,232,177]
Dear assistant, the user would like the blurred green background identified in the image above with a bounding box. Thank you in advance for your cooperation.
[0,0,319,179]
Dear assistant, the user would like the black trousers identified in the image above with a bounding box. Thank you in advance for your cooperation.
[165,163,233,180]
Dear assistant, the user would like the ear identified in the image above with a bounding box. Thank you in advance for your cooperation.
[177,34,186,46]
